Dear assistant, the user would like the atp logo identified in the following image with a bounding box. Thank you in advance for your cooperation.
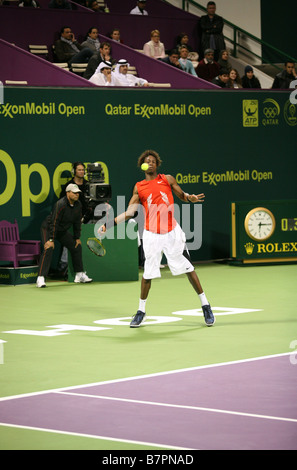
[242,100,258,127]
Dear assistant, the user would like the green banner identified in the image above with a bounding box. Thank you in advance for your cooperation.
[0,87,296,261]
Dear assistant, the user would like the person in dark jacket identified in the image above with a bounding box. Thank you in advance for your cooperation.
[199,1,225,61]
[54,26,93,65]
[272,61,296,89]
[212,68,229,87]
[241,65,261,89]
[36,184,92,288]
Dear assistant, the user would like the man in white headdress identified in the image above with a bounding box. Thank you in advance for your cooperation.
[89,61,122,86]
[114,59,149,87]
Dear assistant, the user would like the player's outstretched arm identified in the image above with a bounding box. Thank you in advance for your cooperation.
[166,174,205,203]
[98,185,140,234]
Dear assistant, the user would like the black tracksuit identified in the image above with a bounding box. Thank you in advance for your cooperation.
[38,196,83,276]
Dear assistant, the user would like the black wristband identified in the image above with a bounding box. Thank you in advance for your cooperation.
[105,219,117,230]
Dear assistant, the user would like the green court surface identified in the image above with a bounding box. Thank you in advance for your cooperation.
[0,262,296,450]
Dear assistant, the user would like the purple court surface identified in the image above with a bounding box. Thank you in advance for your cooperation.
[0,353,296,450]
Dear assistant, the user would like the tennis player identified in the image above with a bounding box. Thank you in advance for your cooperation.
[99,150,215,327]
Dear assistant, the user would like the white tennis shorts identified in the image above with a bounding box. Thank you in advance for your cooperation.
[142,224,194,279]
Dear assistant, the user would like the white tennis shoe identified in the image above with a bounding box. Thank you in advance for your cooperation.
[36,276,46,288]
[74,272,93,283]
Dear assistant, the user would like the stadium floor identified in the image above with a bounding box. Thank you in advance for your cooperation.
[0,262,296,450]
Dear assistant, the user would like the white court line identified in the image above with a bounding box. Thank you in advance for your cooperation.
[55,391,297,424]
[0,352,295,448]
[0,351,294,402]
[0,422,193,450]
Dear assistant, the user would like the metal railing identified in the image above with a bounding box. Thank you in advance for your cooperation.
[166,0,297,67]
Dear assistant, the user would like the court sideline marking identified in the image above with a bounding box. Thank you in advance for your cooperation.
[0,351,293,402]
[54,390,297,424]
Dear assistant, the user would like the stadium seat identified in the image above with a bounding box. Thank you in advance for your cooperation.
[28,44,49,60]
[5,80,28,85]
[0,219,40,268]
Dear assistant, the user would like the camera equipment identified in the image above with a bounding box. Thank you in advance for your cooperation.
[85,163,112,204]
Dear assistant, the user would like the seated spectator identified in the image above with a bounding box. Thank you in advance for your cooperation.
[86,0,109,12]
[159,49,181,69]
[272,61,297,89]
[197,48,220,82]
[218,49,232,72]
[228,68,242,88]
[89,61,122,86]
[54,26,94,66]
[110,28,124,44]
[176,32,194,52]
[178,46,198,77]
[143,30,166,60]
[18,0,39,6]
[48,0,72,8]
[212,68,229,87]
[241,65,261,88]
[130,0,148,15]
[83,41,115,80]
[113,59,149,87]
[81,27,100,53]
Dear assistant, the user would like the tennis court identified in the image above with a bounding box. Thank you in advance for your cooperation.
[1,262,296,450]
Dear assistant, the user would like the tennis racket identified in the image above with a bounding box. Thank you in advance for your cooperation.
[87,237,106,257]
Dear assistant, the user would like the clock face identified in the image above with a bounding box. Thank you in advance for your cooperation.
[244,207,276,241]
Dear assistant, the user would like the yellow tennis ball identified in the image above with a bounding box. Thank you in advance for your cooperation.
[141,163,149,171]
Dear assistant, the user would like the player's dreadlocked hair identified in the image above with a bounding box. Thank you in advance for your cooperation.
[137,150,162,168]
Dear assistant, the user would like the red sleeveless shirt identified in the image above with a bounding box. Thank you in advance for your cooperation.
[136,174,177,234]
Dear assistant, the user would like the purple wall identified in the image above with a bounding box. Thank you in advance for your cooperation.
[0,39,96,86]
[0,2,217,89]
[0,5,200,54]
[0,37,217,89]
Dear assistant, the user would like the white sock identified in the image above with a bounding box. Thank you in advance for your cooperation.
[199,292,209,307]
[139,299,147,313]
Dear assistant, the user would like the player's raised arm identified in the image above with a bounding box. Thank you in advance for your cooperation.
[98,185,140,234]
[166,174,205,203]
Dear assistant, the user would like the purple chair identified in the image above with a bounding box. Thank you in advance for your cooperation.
[0,219,40,268]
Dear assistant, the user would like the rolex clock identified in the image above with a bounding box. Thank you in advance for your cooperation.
[244,207,276,241]
[231,200,297,264]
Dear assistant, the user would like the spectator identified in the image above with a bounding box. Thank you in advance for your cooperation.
[89,61,122,86]
[81,27,100,53]
[199,1,225,61]
[83,41,115,80]
[228,68,242,88]
[212,68,229,87]
[178,46,198,77]
[197,48,220,82]
[48,0,72,8]
[272,61,297,89]
[143,30,166,60]
[159,49,181,69]
[241,65,261,88]
[130,0,148,15]
[176,32,194,52]
[109,28,124,44]
[18,0,40,6]
[217,49,232,72]
[113,59,149,87]
[54,26,94,66]
[86,0,109,12]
